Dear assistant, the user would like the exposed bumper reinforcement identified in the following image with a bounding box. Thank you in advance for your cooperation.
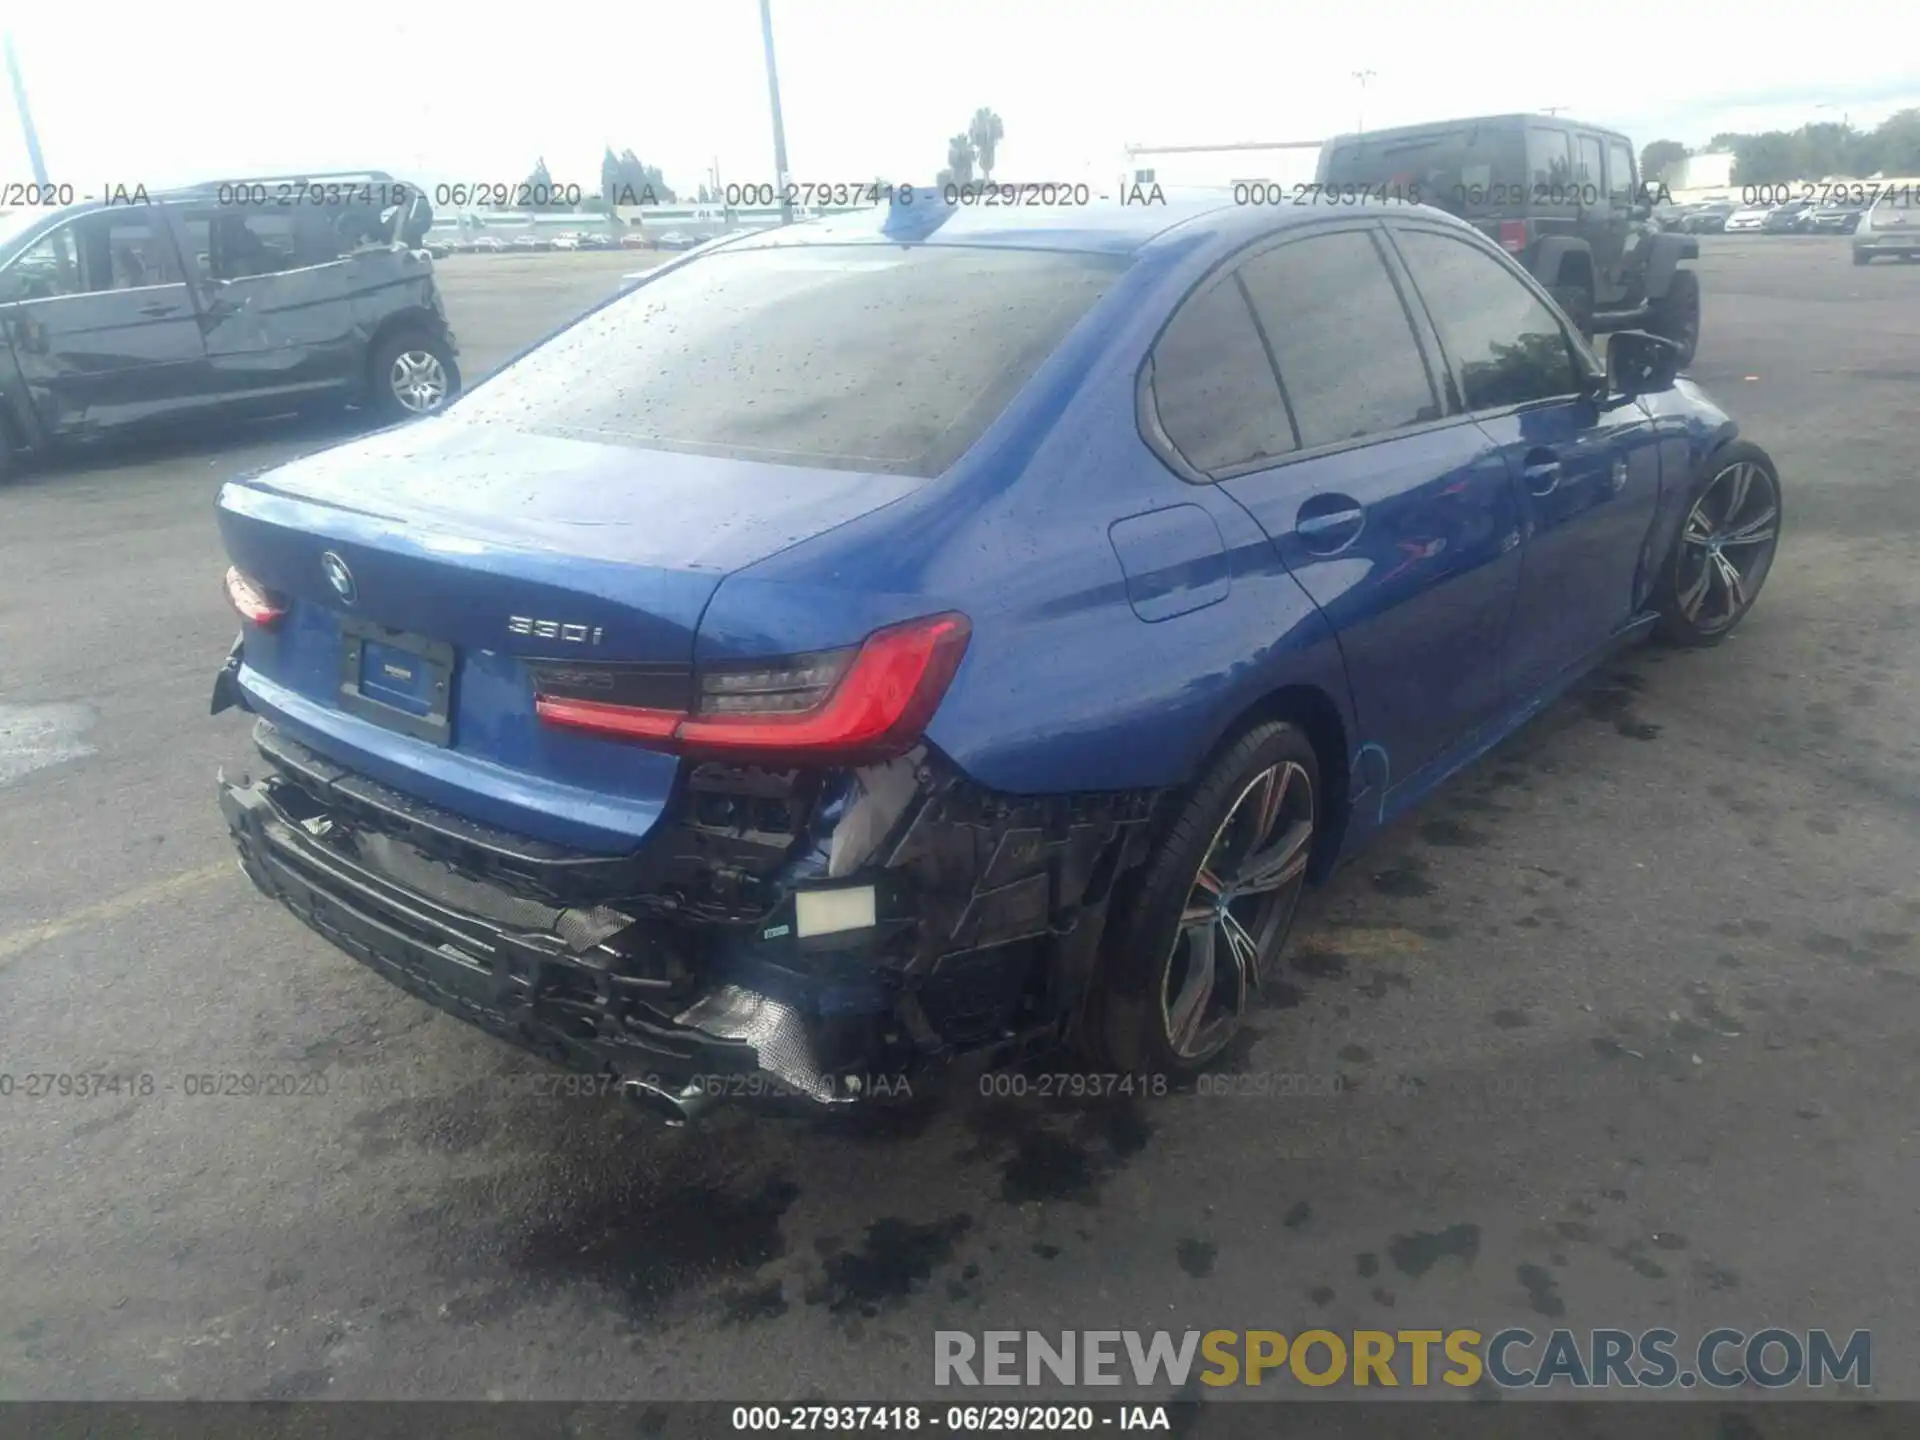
[218,770,861,1116]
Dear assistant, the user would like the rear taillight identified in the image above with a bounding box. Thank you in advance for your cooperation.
[224,567,286,627]
[534,612,972,763]
[1497,220,1529,253]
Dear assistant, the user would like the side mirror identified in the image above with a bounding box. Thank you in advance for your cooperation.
[1607,330,1682,395]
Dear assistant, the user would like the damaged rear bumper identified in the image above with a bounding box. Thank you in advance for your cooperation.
[218,720,1156,1121]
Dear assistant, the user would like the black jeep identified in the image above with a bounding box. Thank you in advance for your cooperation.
[0,171,459,482]
[1318,115,1700,364]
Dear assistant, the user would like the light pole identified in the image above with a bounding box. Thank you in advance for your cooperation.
[1352,69,1376,134]
[758,0,794,224]
[5,32,49,188]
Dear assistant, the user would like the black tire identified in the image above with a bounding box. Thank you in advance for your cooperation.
[1852,249,1872,266]
[369,328,460,424]
[1094,721,1320,1077]
[0,426,14,488]
[1653,441,1782,648]
[1549,283,1595,339]
[1647,269,1700,367]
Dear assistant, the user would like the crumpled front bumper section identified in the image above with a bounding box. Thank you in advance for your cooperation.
[218,722,1157,1120]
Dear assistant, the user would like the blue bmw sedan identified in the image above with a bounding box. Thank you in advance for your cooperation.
[211,190,1781,1122]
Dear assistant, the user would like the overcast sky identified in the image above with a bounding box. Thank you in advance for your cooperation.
[3,1,1916,198]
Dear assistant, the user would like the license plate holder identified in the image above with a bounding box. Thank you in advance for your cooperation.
[338,620,454,746]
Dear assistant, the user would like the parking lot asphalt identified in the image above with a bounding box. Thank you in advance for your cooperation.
[3,238,1918,1404]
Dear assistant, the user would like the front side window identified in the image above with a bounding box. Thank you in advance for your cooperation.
[1391,227,1582,411]
[1237,229,1439,448]
[1150,275,1296,474]
[456,244,1126,477]
[172,208,305,280]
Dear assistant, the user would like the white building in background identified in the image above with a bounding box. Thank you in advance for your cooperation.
[1120,140,1327,192]
[1668,151,1736,191]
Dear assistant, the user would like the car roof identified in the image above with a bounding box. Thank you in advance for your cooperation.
[701,189,1432,259]
[1323,113,1631,146]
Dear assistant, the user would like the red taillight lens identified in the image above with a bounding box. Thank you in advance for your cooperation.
[224,566,286,627]
[534,613,972,762]
[1497,220,1528,253]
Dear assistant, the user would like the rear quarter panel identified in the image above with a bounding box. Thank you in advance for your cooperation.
[707,235,1358,797]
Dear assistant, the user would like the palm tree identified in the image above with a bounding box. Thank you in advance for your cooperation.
[969,108,1005,180]
[947,134,978,188]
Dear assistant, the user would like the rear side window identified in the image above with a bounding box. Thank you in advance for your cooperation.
[1321,126,1527,217]
[1238,229,1439,448]
[0,209,182,298]
[1606,141,1636,205]
[457,244,1126,477]
[1575,136,1605,196]
[1391,227,1582,411]
[1150,277,1296,474]
[1527,128,1573,189]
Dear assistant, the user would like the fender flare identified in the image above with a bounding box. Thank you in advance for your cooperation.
[1639,233,1698,301]
[1529,237,1594,291]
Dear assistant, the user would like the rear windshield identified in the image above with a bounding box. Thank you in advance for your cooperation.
[1321,126,1529,215]
[456,244,1127,477]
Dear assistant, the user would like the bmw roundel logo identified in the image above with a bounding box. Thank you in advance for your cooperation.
[321,551,357,604]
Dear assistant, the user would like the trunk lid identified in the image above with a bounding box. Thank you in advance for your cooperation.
[218,416,922,850]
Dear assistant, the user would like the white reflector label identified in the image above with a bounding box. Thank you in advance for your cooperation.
[794,885,877,938]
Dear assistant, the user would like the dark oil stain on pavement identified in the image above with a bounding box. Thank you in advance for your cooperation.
[1609,1237,1669,1280]
[1283,1201,1312,1229]
[959,1096,1152,1206]
[1371,856,1436,897]
[1293,949,1348,979]
[1419,818,1489,849]
[1387,1223,1481,1279]
[805,1214,973,1317]
[1175,1239,1216,1278]
[506,1174,802,1326]
[1492,1008,1530,1029]
[1516,1263,1565,1317]
[721,1280,789,1324]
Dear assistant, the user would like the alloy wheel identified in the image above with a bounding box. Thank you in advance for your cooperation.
[1160,760,1315,1059]
[390,350,450,413]
[1675,460,1780,634]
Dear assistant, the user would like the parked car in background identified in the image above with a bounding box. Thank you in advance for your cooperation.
[0,169,460,480]
[1651,202,1688,231]
[1317,113,1702,362]
[1761,200,1817,233]
[1724,203,1772,232]
[1681,202,1736,233]
[551,232,582,251]
[621,231,653,249]
[654,231,701,250]
[470,235,509,253]
[210,195,1781,1121]
[1806,201,1865,234]
[1854,190,1920,263]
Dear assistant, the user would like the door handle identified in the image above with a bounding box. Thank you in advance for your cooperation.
[1521,449,1561,497]
[139,302,180,317]
[1295,493,1366,555]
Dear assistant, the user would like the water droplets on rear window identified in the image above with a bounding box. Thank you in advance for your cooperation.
[456,245,1125,477]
